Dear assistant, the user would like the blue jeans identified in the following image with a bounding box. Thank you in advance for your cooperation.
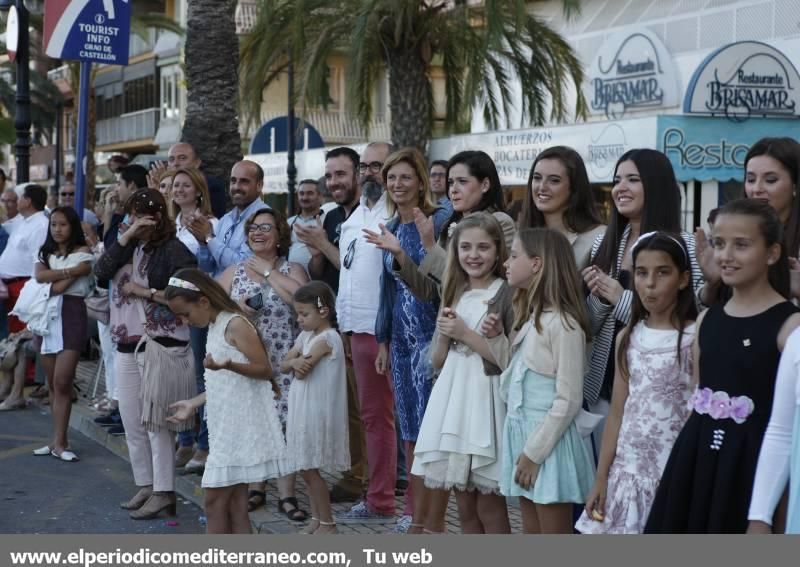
[178,325,209,451]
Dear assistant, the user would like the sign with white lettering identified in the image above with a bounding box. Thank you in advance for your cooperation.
[683,41,800,120]
[585,29,679,119]
[44,0,131,65]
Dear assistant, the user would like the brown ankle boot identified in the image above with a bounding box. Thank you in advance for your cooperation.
[129,491,177,520]
[120,486,153,510]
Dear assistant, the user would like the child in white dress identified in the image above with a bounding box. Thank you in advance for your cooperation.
[281,281,349,534]
[576,232,696,534]
[164,269,286,534]
[412,213,513,534]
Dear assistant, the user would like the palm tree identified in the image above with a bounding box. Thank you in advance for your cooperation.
[182,0,242,182]
[239,0,586,151]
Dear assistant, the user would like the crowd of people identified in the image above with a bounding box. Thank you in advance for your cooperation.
[1,135,800,535]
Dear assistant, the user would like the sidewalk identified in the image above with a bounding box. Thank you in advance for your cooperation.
[68,359,523,534]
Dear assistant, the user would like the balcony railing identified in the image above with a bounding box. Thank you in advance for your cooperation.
[236,0,259,34]
[97,108,160,147]
[247,110,391,147]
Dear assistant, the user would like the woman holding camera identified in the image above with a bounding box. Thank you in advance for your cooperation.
[218,206,308,520]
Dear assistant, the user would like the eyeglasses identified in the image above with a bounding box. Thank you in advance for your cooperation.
[358,161,383,174]
[343,239,356,269]
[248,223,274,233]
[60,192,75,197]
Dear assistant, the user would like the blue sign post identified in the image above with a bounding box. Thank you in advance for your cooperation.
[44,0,131,219]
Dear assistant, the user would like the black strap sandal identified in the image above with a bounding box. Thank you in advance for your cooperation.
[247,490,266,512]
[278,496,309,522]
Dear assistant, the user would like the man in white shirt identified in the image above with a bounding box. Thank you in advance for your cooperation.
[0,184,49,408]
[335,142,399,524]
[287,179,325,273]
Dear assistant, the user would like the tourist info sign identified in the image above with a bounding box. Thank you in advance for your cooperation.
[44,0,131,65]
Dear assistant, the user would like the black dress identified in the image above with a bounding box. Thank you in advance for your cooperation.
[644,301,798,533]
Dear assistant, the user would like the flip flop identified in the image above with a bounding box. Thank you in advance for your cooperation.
[50,449,80,462]
[33,446,51,456]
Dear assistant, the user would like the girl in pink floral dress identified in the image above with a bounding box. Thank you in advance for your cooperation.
[576,232,696,534]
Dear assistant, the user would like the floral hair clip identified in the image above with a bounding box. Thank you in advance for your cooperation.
[317,296,324,310]
[168,277,201,292]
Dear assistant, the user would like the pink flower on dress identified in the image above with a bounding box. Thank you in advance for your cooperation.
[689,387,713,413]
[730,396,755,424]
[708,391,731,420]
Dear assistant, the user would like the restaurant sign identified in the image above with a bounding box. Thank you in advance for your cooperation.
[585,29,679,119]
[683,41,800,120]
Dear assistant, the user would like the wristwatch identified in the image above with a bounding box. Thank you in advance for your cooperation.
[263,269,271,279]
[204,232,215,245]
[149,288,157,300]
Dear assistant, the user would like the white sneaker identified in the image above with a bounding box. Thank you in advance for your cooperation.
[393,514,413,533]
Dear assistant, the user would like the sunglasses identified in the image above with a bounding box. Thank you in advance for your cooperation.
[60,192,75,197]
[343,239,356,269]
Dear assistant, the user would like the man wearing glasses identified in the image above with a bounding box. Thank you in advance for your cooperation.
[429,160,450,206]
[334,142,402,523]
[57,183,100,228]
[193,160,264,277]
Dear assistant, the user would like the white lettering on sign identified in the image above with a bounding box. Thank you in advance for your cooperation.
[76,21,120,63]
[661,127,750,170]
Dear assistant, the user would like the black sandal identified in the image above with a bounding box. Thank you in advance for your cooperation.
[247,490,266,512]
[278,496,308,522]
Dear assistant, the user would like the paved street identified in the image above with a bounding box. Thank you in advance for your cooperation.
[0,401,204,534]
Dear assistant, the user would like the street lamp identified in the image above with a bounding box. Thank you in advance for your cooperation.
[1,0,43,183]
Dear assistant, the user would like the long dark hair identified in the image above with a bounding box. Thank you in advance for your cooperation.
[616,232,698,380]
[744,137,800,257]
[716,199,790,299]
[39,206,87,267]
[164,268,245,315]
[593,149,682,275]
[520,146,604,233]
[440,151,505,246]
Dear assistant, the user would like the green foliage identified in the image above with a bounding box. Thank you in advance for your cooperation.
[239,0,586,147]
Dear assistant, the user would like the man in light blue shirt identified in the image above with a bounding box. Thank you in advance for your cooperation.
[192,160,265,278]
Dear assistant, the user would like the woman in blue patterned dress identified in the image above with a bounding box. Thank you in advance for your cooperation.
[364,147,450,534]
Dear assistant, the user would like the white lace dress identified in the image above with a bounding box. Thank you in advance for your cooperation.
[202,311,287,488]
[285,328,350,473]
[411,278,506,493]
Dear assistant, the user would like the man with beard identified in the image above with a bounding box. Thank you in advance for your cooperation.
[193,160,263,277]
[297,147,361,293]
[334,141,403,522]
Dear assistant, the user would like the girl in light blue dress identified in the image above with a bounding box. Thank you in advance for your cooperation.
[499,228,594,533]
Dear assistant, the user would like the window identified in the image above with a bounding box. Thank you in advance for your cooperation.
[160,65,183,120]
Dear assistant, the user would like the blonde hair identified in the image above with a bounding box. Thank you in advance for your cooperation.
[511,228,591,336]
[441,212,507,308]
[381,147,437,218]
[167,167,212,220]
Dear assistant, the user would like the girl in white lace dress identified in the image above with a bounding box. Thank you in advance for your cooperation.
[281,281,349,534]
[164,269,286,534]
[412,213,512,534]
[576,232,696,534]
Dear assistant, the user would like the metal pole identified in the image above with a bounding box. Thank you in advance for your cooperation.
[73,60,92,221]
[286,49,296,217]
[14,0,31,183]
[54,101,62,194]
